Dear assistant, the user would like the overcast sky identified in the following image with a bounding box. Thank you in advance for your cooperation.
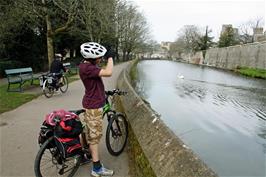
[131,0,266,42]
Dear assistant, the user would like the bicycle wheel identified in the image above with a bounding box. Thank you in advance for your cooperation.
[59,76,68,93]
[106,113,128,156]
[43,80,54,98]
[34,137,81,177]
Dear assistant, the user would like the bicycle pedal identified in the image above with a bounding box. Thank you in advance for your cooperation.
[58,168,64,175]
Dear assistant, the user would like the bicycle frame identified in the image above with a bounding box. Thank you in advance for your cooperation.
[103,94,115,113]
[78,89,127,155]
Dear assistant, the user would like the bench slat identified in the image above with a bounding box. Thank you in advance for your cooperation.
[7,77,22,83]
[5,67,33,75]
[63,63,71,67]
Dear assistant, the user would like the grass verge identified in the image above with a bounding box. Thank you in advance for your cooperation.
[0,80,40,113]
[0,74,79,114]
[235,67,266,79]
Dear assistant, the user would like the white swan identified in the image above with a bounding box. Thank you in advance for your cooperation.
[177,74,184,79]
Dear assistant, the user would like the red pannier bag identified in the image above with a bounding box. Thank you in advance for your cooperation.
[55,137,82,158]
[43,109,83,157]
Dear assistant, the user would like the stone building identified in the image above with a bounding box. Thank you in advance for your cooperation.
[253,27,266,42]
[221,24,266,43]
[221,25,239,35]
[161,41,172,51]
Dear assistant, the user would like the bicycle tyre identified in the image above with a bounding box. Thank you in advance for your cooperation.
[106,113,128,156]
[42,80,54,98]
[59,76,68,93]
[34,137,81,177]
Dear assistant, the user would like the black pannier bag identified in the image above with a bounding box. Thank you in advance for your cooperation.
[54,118,83,158]
[38,121,54,147]
[54,118,83,138]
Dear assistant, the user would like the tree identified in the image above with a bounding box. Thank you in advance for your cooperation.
[0,1,47,71]
[78,0,151,61]
[116,2,150,60]
[168,42,181,59]
[238,17,264,43]
[79,0,117,44]
[170,25,215,59]
[135,39,159,58]
[0,0,151,73]
[177,25,201,53]
[218,26,239,47]
[115,0,128,60]
[17,0,80,67]
[196,26,214,51]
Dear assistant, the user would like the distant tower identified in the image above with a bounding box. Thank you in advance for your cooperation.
[221,24,239,35]
[221,24,233,35]
[253,27,265,42]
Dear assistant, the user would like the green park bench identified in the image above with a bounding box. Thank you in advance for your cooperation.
[63,62,78,74]
[4,67,39,92]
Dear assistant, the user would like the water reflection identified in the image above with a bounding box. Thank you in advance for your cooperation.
[136,60,266,177]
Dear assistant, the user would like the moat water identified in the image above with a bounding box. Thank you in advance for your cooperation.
[135,60,266,177]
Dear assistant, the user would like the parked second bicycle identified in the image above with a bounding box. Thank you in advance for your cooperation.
[39,52,69,98]
[39,72,68,98]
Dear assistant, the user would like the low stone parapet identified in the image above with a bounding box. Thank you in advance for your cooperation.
[116,62,218,177]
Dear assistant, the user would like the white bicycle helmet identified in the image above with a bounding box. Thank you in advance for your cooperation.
[55,53,62,58]
[80,42,107,59]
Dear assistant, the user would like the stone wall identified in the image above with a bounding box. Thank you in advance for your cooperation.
[116,62,218,177]
[181,51,204,64]
[205,41,266,70]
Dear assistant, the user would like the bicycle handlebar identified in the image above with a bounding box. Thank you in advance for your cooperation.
[41,71,65,77]
[68,90,126,116]
[105,89,127,96]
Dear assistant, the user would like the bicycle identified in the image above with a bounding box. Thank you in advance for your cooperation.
[39,72,68,98]
[103,89,128,156]
[34,89,128,177]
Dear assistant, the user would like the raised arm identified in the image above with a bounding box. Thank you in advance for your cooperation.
[99,58,113,77]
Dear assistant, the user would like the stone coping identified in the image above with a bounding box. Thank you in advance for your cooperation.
[117,61,218,177]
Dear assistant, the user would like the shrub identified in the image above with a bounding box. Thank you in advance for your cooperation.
[0,60,24,78]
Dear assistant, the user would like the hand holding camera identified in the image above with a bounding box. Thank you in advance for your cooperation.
[104,48,116,60]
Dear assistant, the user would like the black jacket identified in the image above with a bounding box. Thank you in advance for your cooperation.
[50,59,66,73]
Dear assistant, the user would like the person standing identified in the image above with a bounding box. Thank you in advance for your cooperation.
[79,42,115,177]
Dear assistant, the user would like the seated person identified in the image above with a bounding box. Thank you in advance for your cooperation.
[50,53,67,87]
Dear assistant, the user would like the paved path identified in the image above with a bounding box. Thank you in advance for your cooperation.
[0,78,7,86]
[0,62,130,177]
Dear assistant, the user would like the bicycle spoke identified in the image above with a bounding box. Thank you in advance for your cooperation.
[35,137,81,177]
[106,114,128,156]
